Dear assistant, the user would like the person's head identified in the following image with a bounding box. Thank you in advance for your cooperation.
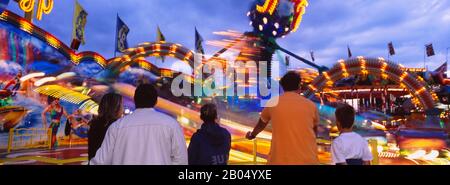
[280,71,302,92]
[47,96,59,106]
[134,84,158,109]
[200,103,218,123]
[75,109,82,114]
[335,104,355,131]
[98,93,123,122]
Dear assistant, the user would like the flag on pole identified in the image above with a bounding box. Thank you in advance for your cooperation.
[156,26,166,62]
[71,0,88,50]
[195,27,205,55]
[310,50,315,62]
[115,15,130,53]
[426,43,435,57]
[347,45,352,58]
[156,26,166,43]
[388,42,395,56]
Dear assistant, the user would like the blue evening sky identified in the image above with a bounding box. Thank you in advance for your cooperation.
[6,0,450,71]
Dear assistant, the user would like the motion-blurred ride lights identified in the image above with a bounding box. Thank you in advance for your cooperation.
[406,150,439,160]
[20,72,45,82]
[34,77,56,87]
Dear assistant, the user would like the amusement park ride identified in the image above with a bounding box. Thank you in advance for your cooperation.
[0,0,449,165]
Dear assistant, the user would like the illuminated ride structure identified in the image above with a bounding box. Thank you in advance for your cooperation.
[0,3,443,130]
[0,1,447,162]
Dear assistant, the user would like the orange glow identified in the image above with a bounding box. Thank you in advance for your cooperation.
[415,87,426,95]
[19,19,33,34]
[398,138,447,150]
[399,72,408,81]
[45,34,60,49]
[183,51,193,61]
[169,44,177,54]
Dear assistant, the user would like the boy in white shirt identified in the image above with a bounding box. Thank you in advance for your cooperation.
[331,104,372,165]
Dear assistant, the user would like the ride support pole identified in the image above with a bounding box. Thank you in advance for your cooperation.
[7,128,14,153]
[369,139,379,165]
[48,128,52,149]
[253,138,257,165]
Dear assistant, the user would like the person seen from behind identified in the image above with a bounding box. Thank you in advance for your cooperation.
[188,103,231,165]
[246,71,320,165]
[90,84,188,165]
[88,93,123,161]
[332,104,372,165]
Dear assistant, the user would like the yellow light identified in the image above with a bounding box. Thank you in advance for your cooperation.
[381,62,388,71]
[178,116,190,125]
[291,0,309,32]
[308,84,317,91]
[184,51,193,61]
[45,34,60,49]
[36,0,53,21]
[415,87,426,95]
[19,19,33,34]
[154,44,161,52]
[170,44,178,54]
[122,55,131,62]
[339,61,349,77]
[256,0,278,15]
[399,72,408,81]
[137,47,146,55]
[19,0,54,21]
[322,72,331,80]
[19,0,35,12]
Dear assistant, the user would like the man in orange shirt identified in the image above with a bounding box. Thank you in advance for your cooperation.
[246,71,320,165]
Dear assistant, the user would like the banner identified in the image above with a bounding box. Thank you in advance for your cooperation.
[156,26,166,62]
[426,43,435,57]
[388,42,395,56]
[115,15,130,53]
[347,45,352,58]
[195,27,204,55]
[71,0,88,50]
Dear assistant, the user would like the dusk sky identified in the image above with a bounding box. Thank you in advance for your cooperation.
[6,0,450,71]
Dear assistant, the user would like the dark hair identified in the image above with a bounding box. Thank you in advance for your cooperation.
[47,96,57,105]
[335,104,355,129]
[280,71,301,91]
[97,93,123,125]
[134,84,158,108]
[200,103,218,123]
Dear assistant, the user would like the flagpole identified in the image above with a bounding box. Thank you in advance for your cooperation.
[424,45,426,70]
[114,13,118,58]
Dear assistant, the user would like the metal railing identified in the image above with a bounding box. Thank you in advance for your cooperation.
[4,129,380,165]
[7,128,51,153]
[227,137,379,165]
[228,137,269,165]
